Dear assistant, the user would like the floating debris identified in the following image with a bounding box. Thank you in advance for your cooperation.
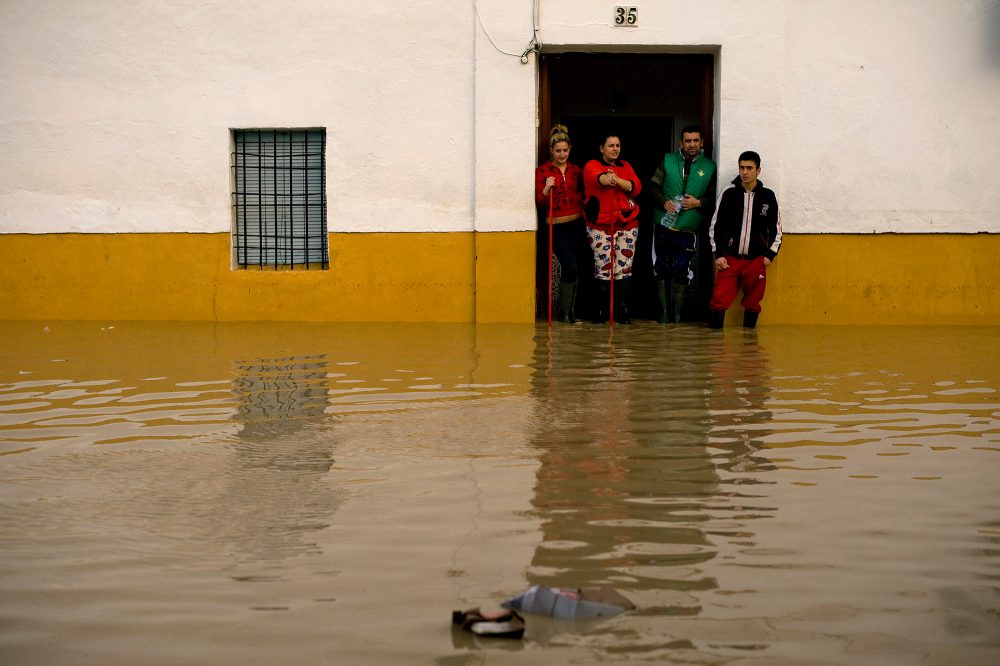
[451,607,525,639]
[500,585,634,619]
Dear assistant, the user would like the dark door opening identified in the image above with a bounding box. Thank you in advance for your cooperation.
[536,52,716,322]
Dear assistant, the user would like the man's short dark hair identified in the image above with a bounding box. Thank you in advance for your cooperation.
[738,150,761,168]
[679,125,702,138]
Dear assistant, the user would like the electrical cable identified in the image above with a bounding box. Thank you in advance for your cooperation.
[474,0,540,64]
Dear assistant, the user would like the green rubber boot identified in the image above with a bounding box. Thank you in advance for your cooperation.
[656,280,668,323]
[671,283,688,324]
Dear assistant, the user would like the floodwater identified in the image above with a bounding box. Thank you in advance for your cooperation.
[1,320,998,665]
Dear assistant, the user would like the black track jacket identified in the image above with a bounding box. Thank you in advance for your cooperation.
[709,176,782,261]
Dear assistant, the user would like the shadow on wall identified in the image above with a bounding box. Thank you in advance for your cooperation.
[990,2,1000,66]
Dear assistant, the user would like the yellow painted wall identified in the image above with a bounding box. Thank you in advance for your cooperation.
[757,234,1000,325]
[1,232,998,324]
[0,232,533,323]
[474,231,536,323]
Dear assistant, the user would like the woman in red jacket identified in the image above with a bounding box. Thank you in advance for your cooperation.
[535,125,588,323]
[583,133,641,323]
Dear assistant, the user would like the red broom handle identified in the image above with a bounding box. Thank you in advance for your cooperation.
[547,190,554,326]
[608,216,615,327]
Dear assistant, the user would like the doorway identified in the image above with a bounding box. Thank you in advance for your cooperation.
[536,52,716,322]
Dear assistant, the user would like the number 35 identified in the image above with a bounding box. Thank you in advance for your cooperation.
[614,6,638,26]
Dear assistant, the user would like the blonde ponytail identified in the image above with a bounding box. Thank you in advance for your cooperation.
[549,124,571,149]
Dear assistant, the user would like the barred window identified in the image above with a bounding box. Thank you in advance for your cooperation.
[231,129,328,269]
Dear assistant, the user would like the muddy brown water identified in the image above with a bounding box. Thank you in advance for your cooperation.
[1,321,998,664]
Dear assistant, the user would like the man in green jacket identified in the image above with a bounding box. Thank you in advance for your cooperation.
[649,125,717,323]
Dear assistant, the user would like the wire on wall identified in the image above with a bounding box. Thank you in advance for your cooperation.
[474,0,540,64]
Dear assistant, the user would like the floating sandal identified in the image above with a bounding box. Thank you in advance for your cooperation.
[451,607,525,639]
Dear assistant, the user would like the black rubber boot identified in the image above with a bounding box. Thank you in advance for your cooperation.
[708,310,725,329]
[613,280,631,324]
[656,280,668,324]
[558,280,577,323]
[593,281,610,323]
[743,310,760,329]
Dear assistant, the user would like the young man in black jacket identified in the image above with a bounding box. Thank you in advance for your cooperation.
[707,151,782,329]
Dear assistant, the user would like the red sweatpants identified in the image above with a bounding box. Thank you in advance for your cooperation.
[710,256,767,314]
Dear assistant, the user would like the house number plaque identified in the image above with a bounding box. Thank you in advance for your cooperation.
[614,6,638,27]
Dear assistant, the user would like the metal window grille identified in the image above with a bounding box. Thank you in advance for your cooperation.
[231,128,328,269]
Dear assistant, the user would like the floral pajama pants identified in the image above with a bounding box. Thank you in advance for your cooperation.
[587,226,639,281]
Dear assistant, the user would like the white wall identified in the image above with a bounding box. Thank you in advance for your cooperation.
[474,0,539,233]
[2,0,998,235]
[781,1,1000,232]
[0,0,486,234]
[540,0,1000,233]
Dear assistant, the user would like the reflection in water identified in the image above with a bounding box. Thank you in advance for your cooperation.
[707,333,775,474]
[223,354,339,565]
[0,322,998,663]
[0,376,235,448]
[524,325,1000,660]
[528,327,739,619]
[213,354,339,564]
[233,354,331,444]
[526,327,784,647]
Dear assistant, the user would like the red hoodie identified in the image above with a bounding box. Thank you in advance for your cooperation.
[535,162,584,219]
[582,159,641,233]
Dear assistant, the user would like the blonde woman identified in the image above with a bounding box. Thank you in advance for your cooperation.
[535,125,589,323]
